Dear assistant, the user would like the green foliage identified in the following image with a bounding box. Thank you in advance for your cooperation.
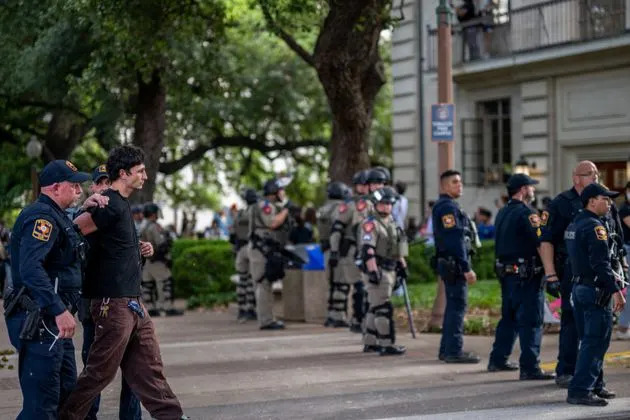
[471,240,497,281]
[0,143,33,217]
[393,280,502,311]
[171,238,227,262]
[407,241,437,284]
[171,241,235,298]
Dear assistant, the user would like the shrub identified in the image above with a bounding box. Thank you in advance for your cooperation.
[172,242,234,298]
[171,238,229,262]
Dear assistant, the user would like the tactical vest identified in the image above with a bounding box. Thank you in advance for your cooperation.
[374,215,400,259]
[317,200,341,243]
[234,208,250,241]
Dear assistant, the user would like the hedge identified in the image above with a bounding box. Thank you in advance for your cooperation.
[170,238,497,302]
[171,241,235,298]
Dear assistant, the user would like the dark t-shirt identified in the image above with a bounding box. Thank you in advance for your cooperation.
[84,189,142,298]
[620,202,630,244]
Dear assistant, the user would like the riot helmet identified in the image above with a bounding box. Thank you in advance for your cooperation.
[143,202,160,218]
[263,178,282,196]
[242,188,259,205]
[327,181,349,200]
[367,168,388,185]
[371,186,398,205]
[352,169,370,185]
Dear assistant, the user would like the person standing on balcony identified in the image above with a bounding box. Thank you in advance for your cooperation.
[456,0,481,61]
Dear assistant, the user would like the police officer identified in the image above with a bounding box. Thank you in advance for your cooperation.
[232,188,258,321]
[249,178,291,330]
[565,183,626,406]
[4,160,90,418]
[319,181,353,327]
[359,187,408,355]
[367,167,388,192]
[140,203,183,317]
[432,169,480,363]
[488,174,555,380]
[539,160,598,387]
[330,170,372,333]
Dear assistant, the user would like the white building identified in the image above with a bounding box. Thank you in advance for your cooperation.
[392,0,630,220]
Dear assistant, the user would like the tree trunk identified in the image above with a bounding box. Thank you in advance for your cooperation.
[44,109,87,161]
[312,0,389,184]
[132,69,166,204]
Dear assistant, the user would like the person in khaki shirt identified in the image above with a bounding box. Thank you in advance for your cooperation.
[249,178,290,330]
[359,186,409,356]
[140,203,183,316]
[330,170,372,333]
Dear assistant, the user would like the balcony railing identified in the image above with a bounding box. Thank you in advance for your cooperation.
[426,0,627,70]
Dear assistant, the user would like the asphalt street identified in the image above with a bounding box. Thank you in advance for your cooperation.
[0,308,628,420]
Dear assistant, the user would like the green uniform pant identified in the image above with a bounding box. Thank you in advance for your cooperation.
[249,244,275,327]
[363,269,396,347]
[235,244,255,312]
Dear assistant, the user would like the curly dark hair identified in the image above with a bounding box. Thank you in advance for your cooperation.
[107,145,145,181]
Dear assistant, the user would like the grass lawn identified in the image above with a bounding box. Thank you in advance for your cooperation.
[393,280,503,335]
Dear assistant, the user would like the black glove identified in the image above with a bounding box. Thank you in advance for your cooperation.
[368,271,380,285]
[545,275,561,298]
[329,251,339,268]
[283,199,296,210]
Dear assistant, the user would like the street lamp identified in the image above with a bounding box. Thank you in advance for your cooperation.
[514,155,530,176]
[25,137,42,202]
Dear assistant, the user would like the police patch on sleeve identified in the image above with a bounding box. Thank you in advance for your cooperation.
[363,221,375,233]
[528,214,541,228]
[442,214,456,228]
[32,219,53,241]
[540,211,549,226]
[261,201,272,215]
[356,200,366,212]
[338,203,348,214]
[594,226,608,241]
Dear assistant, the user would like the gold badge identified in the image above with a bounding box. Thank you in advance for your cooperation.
[65,161,78,172]
[536,227,542,237]
[32,219,53,242]
[98,164,107,173]
[540,211,549,226]
[442,214,456,228]
[594,226,607,241]
[529,214,541,228]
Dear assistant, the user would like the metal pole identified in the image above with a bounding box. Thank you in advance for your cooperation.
[436,0,454,173]
[416,0,426,222]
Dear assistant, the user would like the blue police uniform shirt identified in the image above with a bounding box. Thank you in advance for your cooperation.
[10,195,84,316]
[620,202,630,244]
[495,199,541,263]
[539,187,582,254]
[565,209,619,294]
[432,194,471,272]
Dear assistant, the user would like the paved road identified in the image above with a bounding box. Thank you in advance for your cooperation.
[0,308,628,419]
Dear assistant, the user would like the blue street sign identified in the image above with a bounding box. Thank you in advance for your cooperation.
[431,103,455,142]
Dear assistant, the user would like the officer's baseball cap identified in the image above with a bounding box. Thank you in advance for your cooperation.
[506,173,539,190]
[580,183,619,206]
[39,160,91,187]
[92,164,109,182]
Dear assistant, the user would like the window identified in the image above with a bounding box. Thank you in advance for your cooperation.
[461,98,512,185]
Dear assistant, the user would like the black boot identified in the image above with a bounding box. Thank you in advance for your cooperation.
[379,345,406,356]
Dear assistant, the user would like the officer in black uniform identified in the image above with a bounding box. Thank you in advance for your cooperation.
[539,160,598,387]
[565,183,625,406]
[488,174,555,380]
[4,160,90,419]
[432,170,480,363]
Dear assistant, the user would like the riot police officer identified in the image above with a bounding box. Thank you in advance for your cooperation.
[432,169,480,363]
[330,170,372,333]
[488,174,555,380]
[367,167,388,192]
[4,160,90,418]
[249,178,291,330]
[232,188,258,321]
[319,181,352,327]
[140,203,182,317]
[359,187,408,356]
[540,160,598,387]
[565,183,625,406]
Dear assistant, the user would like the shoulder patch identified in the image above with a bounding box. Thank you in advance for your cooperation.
[363,221,375,233]
[594,225,608,241]
[338,203,348,214]
[528,213,541,228]
[32,219,53,241]
[540,211,549,226]
[356,199,366,212]
[260,201,272,215]
[442,214,456,229]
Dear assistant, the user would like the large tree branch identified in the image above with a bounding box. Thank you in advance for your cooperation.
[258,1,316,68]
[159,135,327,174]
[0,94,89,120]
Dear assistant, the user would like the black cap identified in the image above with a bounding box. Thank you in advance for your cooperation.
[580,183,619,206]
[92,164,109,182]
[132,205,144,214]
[39,160,90,187]
[506,173,539,190]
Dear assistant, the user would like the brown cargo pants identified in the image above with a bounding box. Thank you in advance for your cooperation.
[59,298,183,420]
